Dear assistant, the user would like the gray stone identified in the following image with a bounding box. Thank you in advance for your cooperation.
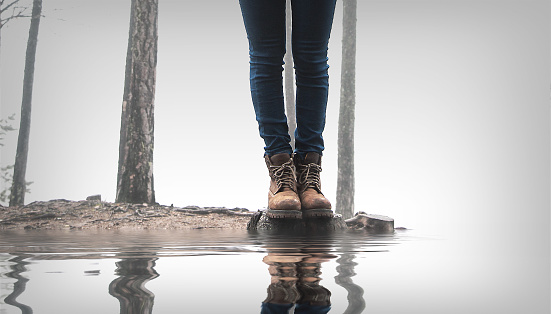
[345,212,394,233]
[86,194,101,201]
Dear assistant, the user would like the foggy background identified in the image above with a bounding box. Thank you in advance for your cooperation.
[1,0,549,238]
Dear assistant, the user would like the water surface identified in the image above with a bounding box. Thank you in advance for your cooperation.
[0,229,547,313]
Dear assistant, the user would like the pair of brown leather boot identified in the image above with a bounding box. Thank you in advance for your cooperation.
[265,152,332,218]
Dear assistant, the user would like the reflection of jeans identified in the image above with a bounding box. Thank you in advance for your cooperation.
[261,302,331,314]
[239,0,337,157]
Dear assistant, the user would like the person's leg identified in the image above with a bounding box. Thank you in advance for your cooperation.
[240,0,300,214]
[291,0,337,158]
[290,0,336,212]
[239,0,292,157]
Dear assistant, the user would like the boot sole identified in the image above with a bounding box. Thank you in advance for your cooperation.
[302,209,334,218]
[266,209,303,219]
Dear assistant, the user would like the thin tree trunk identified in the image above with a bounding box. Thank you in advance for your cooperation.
[9,0,41,207]
[336,0,357,219]
[284,0,295,149]
[116,0,158,204]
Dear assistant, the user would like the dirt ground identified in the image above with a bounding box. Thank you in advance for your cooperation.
[0,199,255,230]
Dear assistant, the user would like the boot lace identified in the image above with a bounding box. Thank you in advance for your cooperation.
[297,163,322,192]
[271,160,297,192]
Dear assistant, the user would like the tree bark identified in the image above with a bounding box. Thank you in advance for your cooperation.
[116,0,158,204]
[9,0,41,207]
[336,0,357,219]
[284,0,296,149]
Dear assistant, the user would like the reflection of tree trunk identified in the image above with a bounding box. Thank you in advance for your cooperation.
[10,0,42,206]
[109,257,159,314]
[335,251,365,314]
[4,254,33,314]
[284,0,296,149]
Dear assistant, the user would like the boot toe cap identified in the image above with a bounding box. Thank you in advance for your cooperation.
[300,191,332,210]
[269,191,301,210]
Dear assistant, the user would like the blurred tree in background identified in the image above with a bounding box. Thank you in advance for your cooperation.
[336,0,357,219]
[9,0,41,207]
[116,0,158,204]
[284,0,296,149]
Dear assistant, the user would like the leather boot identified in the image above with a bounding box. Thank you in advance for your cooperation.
[294,152,333,217]
[265,153,302,218]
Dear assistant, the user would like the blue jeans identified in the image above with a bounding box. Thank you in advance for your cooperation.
[261,303,331,314]
[239,0,337,157]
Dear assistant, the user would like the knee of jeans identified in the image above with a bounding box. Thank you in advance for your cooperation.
[294,65,329,82]
[293,41,328,67]
[249,39,285,64]
[293,55,329,79]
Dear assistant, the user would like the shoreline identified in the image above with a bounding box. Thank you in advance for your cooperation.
[0,199,254,230]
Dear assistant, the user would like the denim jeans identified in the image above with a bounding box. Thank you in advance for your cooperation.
[261,302,331,314]
[239,0,337,157]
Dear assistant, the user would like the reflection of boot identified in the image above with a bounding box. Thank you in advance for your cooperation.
[297,262,331,306]
[294,153,332,217]
[264,280,301,305]
[297,281,331,306]
[265,153,301,218]
[264,261,301,305]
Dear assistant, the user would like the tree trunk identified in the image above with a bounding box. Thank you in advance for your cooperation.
[336,0,357,219]
[116,0,158,204]
[284,0,296,149]
[9,0,41,207]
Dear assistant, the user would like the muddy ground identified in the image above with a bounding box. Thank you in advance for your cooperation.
[0,199,255,230]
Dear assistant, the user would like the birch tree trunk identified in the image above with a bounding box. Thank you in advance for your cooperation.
[116,0,158,204]
[9,0,41,207]
[336,0,357,219]
[284,0,296,149]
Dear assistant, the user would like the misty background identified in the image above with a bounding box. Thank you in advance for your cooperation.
[1,0,549,239]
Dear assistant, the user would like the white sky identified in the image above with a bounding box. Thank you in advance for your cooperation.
[1,0,549,237]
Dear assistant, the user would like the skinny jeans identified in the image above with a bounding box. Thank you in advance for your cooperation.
[261,302,331,313]
[239,0,337,157]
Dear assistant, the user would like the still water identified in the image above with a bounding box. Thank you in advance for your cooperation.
[0,228,547,313]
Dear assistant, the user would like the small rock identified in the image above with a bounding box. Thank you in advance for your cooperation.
[345,213,394,233]
[86,194,101,201]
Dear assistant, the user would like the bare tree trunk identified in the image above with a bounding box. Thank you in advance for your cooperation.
[336,0,357,219]
[284,0,296,149]
[9,0,41,207]
[116,0,158,204]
